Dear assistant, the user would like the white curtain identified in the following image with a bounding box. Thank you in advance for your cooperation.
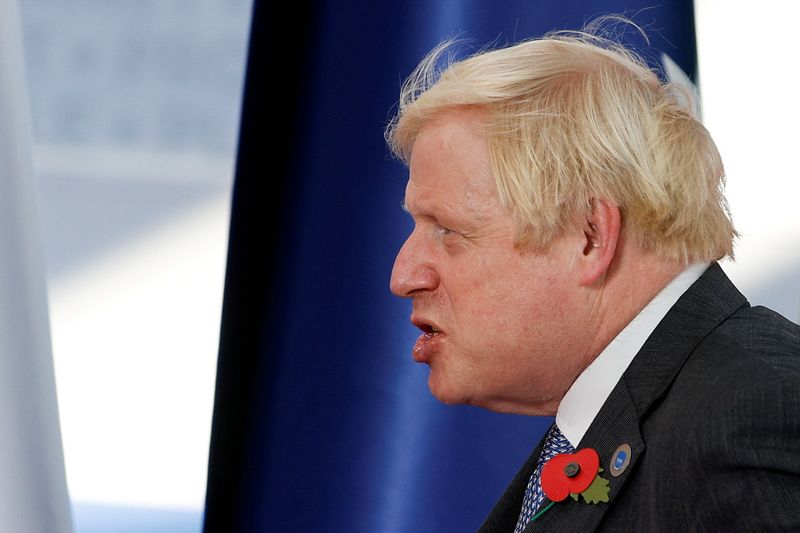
[0,0,72,531]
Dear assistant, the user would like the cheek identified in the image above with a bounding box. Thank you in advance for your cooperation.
[446,250,569,333]
[462,278,535,341]
[480,270,572,339]
[451,268,510,319]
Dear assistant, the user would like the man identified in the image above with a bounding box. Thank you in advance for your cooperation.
[387,30,800,532]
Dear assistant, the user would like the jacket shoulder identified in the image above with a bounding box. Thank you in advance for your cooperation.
[690,304,800,384]
[647,306,800,531]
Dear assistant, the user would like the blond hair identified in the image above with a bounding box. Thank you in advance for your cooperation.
[385,28,736,262]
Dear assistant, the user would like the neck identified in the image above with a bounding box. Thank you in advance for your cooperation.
[578,245,686,383]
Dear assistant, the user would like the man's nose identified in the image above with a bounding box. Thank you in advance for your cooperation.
[390,233,439,297]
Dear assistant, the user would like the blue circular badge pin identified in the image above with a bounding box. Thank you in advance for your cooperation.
[609,443,632,477]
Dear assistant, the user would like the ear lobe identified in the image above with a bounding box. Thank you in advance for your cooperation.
[579,198,621,286]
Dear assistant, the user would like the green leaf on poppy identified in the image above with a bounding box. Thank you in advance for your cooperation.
[580,473,610,504]
[569,493,579,502]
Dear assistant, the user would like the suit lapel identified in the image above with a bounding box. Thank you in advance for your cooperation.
[526,263,747,531]
[523,383,643,532]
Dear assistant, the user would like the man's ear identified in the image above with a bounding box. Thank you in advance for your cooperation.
[577,198,621,286]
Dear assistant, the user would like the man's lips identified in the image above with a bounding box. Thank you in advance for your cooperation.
[411,316,444,363]
[412,331,442,362]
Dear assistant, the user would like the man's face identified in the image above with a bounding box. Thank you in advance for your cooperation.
[390,109,588,415]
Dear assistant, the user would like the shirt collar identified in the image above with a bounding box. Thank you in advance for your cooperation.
[555,262,709,447]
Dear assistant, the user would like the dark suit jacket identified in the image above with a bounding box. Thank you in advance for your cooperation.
[479,263,800,532]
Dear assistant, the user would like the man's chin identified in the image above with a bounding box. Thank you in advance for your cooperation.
[428,374,556,415]
[427,374,471,406]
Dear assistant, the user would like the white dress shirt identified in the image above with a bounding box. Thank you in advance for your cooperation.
[555,263,710,447]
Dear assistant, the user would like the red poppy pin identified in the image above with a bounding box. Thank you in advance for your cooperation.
[541,448,610,504]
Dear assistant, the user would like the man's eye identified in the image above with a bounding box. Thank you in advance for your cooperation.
[437,225,455,237]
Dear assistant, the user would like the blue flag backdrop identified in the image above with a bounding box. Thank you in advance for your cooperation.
[204,1,697,531]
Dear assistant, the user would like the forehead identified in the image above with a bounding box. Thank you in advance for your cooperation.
[405,109,498,215]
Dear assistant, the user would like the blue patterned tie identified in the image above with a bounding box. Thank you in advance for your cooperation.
[514,423,574,533]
